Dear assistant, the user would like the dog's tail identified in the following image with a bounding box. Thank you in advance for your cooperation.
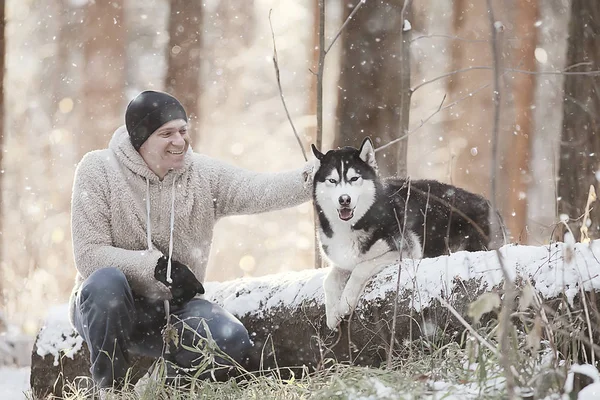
[488,206,509,250]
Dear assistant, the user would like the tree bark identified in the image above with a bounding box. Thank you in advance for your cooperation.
[0,0,5,308]
[500,0,538,243]
[165,0,203,144]
[558,0,600,241]
[334,0,410,178]
[445,0,494,197]
[80,0,126,159]
[30,241,600,395]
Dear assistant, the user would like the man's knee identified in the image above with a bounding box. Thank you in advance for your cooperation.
[173,301,252,367]
[79,267,131,305]
[212,321,252,357]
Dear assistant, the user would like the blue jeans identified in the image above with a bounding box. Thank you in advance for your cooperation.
[73,267,251,388]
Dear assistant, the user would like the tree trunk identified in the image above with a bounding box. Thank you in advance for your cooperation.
[558,0,600,241]
[334,0,410,178]
[528,0,570,245]
[498,0,539,243]
[0,0,4,309]
[445,0,494,198]
[165,0,203,144]
[80,0,126,159]
[30,241,600,395]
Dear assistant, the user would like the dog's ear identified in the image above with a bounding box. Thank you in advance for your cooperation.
[311,144,325,160]
[359,137,377,171]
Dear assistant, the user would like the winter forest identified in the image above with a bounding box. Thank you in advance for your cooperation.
[2,0,600,398]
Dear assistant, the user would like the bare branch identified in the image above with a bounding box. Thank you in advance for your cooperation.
[411,66,493,94]
[487,2,514,396]
[268,10,307,161]
[412,65,600,94]
[396,0,412,177]
[325,0,366,54]
[316,0,325,150]
[507,67,600,76]
[388,178,411,368]
[411,33,489,44]
[375,78,496,153]
[487,3,501,220]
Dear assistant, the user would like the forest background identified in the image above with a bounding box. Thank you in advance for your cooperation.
[0,0,597,340]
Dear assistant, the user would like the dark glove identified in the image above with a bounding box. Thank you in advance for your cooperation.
[155,256,205,306]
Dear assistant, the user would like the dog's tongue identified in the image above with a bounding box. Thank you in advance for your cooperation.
[339,208,353,221]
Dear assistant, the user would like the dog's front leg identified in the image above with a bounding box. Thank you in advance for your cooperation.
[324,267,350,330]
[337,260,391,318]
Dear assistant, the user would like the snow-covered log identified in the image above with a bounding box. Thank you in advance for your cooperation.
[30,241,600,396]
[30,305,154,399]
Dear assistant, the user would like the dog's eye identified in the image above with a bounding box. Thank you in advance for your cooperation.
[328,179,337,184]
[349,177,359,182]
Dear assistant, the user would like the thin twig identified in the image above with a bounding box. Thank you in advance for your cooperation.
[410,33,489,44]
[316,0,325,150]
[487,4,515,396]
[375,78,494,153]
[268,10,307,161]
[411,66,492,94]
[411,66,600,94]
[578,278,595,366]
[313,0,326,270]
[388,178,411,368]
[397,0,412,177]
[325,0,366,54]
[438,297,500,357]
[487,6,502,216]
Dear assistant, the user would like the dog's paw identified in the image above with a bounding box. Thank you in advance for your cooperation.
[326,309,341,331]
[338,301,351,318]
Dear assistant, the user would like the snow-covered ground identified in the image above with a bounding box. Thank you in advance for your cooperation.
[0,367,30,399]
[7,240,600,399]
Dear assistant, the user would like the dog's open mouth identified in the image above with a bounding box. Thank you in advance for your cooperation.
[338,207,354,221]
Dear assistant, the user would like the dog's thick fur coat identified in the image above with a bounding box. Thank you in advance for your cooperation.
[311,138,506,329]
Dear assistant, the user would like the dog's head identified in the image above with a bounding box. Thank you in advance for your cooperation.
[311,138,378,224]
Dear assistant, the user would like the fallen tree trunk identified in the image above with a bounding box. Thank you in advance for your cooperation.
[31,241,600,396]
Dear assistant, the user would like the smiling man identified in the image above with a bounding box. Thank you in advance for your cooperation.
[69,90,316,390]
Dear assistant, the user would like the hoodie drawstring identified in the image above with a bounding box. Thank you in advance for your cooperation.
[166,179,176,283]
[146,177,178,354]
[145,177,177,283]
[146,178,152,250]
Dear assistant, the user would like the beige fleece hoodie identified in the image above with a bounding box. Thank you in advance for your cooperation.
[69,125,314,321]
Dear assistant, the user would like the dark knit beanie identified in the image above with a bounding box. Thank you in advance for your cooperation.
[125,90,188,150]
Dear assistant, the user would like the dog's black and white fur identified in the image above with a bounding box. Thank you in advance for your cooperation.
[311,138,507,329]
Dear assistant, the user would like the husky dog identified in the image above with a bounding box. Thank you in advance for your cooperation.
[311,138,507,330]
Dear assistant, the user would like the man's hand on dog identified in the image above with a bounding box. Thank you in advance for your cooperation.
[155,256,205,306]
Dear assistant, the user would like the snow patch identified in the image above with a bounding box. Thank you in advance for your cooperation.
[35,304,83,366]
[0,367,30,399]
[206,241,600,318]
[204,268,327,317]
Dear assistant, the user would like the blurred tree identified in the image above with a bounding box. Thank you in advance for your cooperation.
[165,0,202,143]
[445,1,494,199]
[334,0,411,178]
[81,0,126,159]
[499,0,539,243]
[558,0,600,241]
[0,0,4,306]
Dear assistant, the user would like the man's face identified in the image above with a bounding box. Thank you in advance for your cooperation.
[138,119,190,178]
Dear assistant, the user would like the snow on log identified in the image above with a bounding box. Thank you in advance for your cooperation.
[30,304,152,398]
[31,240,600,396]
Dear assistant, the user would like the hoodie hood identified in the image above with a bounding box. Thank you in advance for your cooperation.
[108,125,193,182]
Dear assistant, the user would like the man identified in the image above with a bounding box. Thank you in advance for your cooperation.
[69,90,315,389]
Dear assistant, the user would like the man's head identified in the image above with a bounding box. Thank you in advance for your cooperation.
[126,90,188,150]
[126,91,190,178]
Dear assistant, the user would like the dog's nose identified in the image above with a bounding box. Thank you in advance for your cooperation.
[338,194,351,206]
